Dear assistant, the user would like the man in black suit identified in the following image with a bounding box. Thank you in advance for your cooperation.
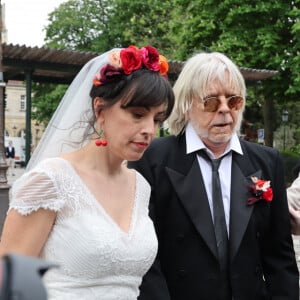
[129,52,299,299]
[5,140,15,176]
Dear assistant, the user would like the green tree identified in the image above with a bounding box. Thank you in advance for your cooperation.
[45,0,112,52]
[171,0,299,147]
[106,0,177,57]
[32,83,68,126]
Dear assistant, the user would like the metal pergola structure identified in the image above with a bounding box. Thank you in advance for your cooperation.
[0,43,279,232]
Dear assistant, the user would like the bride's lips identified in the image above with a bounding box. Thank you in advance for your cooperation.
[132,142,149,150]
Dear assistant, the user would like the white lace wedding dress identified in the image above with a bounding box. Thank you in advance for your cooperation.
[9,157,158,300]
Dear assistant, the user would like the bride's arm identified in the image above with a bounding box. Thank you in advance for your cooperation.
[0,161,64,257]
[0,208,56,257]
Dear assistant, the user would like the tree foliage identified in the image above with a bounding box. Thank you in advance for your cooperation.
[45,0,112,52]
[32,84,67,125]
[170,0,299,146]
[106,0,177,57]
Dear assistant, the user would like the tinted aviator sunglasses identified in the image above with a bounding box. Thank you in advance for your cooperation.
[200,95,244,112]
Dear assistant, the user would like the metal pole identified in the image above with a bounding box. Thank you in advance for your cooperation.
[283,123,286,151]
[25,70,32,165]
[0,0,10,233]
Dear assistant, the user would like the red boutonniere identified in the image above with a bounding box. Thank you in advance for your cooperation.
[247,176,273,205]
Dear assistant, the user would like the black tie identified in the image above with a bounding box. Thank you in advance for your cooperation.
[210,157,229,272]
[200,151,232,299]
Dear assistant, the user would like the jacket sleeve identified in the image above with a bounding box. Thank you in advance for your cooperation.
[260,149,299,299]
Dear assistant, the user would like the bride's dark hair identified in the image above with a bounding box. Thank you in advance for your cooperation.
[89,68,174,127]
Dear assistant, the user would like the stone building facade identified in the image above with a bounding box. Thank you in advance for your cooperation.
[4,80,43,163]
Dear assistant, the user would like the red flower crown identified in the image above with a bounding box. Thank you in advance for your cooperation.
[93,45,169,86]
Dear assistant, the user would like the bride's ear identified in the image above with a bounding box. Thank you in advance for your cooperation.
[93,97,105,118]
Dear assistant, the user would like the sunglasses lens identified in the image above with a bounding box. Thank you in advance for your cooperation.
[202,96,243,112]
[228,96,243,110]
[204,97,219,112]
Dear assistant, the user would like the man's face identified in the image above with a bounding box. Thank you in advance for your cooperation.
[188,78,243,149]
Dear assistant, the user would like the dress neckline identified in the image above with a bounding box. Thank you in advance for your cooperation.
[55,157,138,237]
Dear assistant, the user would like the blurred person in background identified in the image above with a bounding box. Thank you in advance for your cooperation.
[5,140,15,176]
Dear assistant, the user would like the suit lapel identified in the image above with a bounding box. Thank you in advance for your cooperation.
[165,153,218,260]
[229,149,262,261]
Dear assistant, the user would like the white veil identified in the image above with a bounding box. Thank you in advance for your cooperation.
[27,49,118,171]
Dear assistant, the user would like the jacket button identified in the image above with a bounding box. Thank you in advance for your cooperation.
[256,231,260,239]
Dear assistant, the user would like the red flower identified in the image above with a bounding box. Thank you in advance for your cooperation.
[93,64,123,86]
[262,188,273,201]
[120,46,142,75]
[158,55,169,75]
[141,46,160,72]
[247,176,273,205]
[99,64,123,84]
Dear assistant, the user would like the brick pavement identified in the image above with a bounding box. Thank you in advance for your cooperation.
[6,166,26,201]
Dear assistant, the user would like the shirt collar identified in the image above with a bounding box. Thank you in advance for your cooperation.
[185,122,243,156]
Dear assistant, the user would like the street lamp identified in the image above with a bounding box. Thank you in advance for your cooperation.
[282,109,289,151]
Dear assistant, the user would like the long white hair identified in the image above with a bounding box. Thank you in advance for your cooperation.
[167,52,246,135]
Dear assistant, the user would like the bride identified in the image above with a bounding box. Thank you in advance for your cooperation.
[0,45,174,299]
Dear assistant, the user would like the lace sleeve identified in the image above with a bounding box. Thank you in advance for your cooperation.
[9,168,65,216]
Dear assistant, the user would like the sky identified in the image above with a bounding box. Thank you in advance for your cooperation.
[3,0,67,47]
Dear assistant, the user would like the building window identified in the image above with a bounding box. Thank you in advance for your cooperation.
[20,95,26,111]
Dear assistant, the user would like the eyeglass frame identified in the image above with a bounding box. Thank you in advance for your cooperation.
[197,95,244,112]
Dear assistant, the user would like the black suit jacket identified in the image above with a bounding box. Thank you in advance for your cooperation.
[129,134,299,300]
[5,146,15,159]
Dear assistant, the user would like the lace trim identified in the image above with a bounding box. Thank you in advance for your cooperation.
[8,203,62,216]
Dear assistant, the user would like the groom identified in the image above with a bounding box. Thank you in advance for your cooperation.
[129,51,299,299]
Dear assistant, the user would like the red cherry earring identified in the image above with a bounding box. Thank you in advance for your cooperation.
[95,129,108,146]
